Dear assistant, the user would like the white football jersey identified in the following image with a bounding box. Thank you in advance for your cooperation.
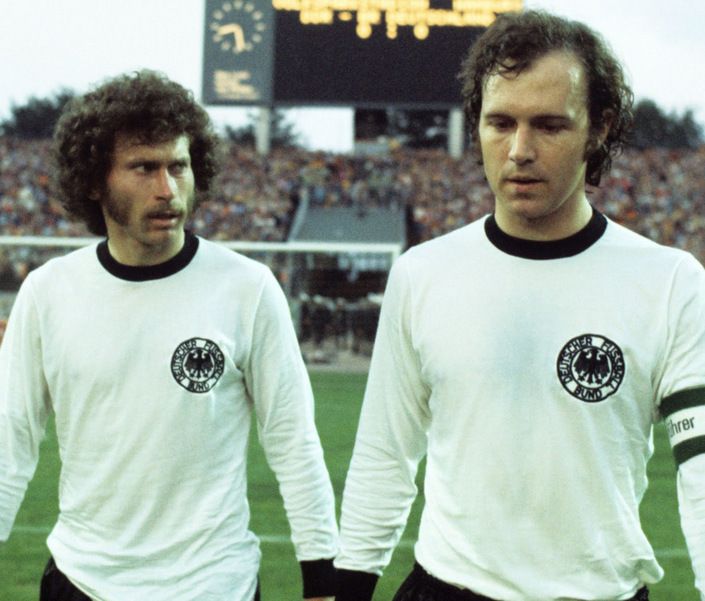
[0,234,338,600]
[337,211,705,600]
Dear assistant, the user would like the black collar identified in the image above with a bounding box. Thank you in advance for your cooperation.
[484,209,607,260]
[97,231,199,281]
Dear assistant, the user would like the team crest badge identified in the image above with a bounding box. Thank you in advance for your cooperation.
[556,334,625,402]
[171,337,225,393]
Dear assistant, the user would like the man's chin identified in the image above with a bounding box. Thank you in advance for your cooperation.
[142,225,185,247]
[503,197,551,219]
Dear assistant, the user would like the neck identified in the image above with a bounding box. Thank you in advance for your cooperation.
[495,196,593,241]
[106,229,186,266]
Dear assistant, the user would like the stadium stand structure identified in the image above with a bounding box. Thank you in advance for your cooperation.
[286,199,406,363]
[289,197,406,246]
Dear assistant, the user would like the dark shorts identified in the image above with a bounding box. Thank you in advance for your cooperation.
[392,562,649,601]
[39,556,262,601]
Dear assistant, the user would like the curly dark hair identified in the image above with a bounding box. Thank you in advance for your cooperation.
[52,70,221,235]
[459,10,633,186]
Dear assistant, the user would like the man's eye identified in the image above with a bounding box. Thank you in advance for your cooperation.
[490,120,513,131]
[540,123,566,133]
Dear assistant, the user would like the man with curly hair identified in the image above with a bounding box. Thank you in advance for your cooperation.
[0,70,337,601]
[335,10,705,601]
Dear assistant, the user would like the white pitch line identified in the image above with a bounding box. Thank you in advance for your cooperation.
[12,526,689,557]
[13,525,52,534]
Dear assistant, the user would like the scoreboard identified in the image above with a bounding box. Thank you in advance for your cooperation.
[202,0,522,107]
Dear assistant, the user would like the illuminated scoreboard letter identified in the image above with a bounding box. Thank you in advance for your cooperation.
[202,0,275,105]
[271,0,523,105]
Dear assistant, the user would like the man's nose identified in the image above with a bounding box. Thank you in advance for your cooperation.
[508,126,536,165]
[155,168,176,200]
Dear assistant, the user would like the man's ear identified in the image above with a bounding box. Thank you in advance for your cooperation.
[586,110,614,156]
[596,109,614,147]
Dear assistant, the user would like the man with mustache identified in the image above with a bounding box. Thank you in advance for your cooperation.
[335,10,705,601]
[0,70,337,601]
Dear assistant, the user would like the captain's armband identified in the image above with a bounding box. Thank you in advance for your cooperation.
[661,387,705,465]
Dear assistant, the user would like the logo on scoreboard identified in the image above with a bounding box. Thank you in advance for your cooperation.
[209,1,268,54]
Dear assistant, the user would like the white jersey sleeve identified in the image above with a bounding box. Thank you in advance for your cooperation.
[336,256,432,575]
[658,253,705,597]
[0,276,52,541]
[246,268,338,562]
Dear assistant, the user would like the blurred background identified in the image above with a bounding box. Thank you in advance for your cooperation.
[0,2,702,597]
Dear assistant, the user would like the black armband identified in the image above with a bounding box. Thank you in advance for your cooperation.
[661,387,705,465]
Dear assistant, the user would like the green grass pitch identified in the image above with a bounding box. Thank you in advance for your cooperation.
[0,371,697,599]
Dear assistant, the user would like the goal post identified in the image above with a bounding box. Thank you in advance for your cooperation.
[0,234,402,306]
[0,236,402,258]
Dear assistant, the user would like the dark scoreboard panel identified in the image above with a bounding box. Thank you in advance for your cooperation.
[202,0,522,107]
[273,11,481,107]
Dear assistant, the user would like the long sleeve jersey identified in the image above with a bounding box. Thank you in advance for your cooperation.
[336,211,705,601]
[0,233,338,600]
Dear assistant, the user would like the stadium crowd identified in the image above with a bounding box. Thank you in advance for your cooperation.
[1,136,704,347]
[3,137,703,252]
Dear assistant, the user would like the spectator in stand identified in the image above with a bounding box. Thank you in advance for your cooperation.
[0,128,704,288]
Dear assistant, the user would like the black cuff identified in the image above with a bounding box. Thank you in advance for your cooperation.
[301,558,337,598]
[335,569,379,601]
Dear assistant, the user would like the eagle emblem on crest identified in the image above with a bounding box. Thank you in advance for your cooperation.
[171,337,225,393]
[557,334,625,402]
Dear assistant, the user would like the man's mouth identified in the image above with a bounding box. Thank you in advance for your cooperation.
[507,176,543,184]
[146,210,182,227]
[505,176,545,192]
